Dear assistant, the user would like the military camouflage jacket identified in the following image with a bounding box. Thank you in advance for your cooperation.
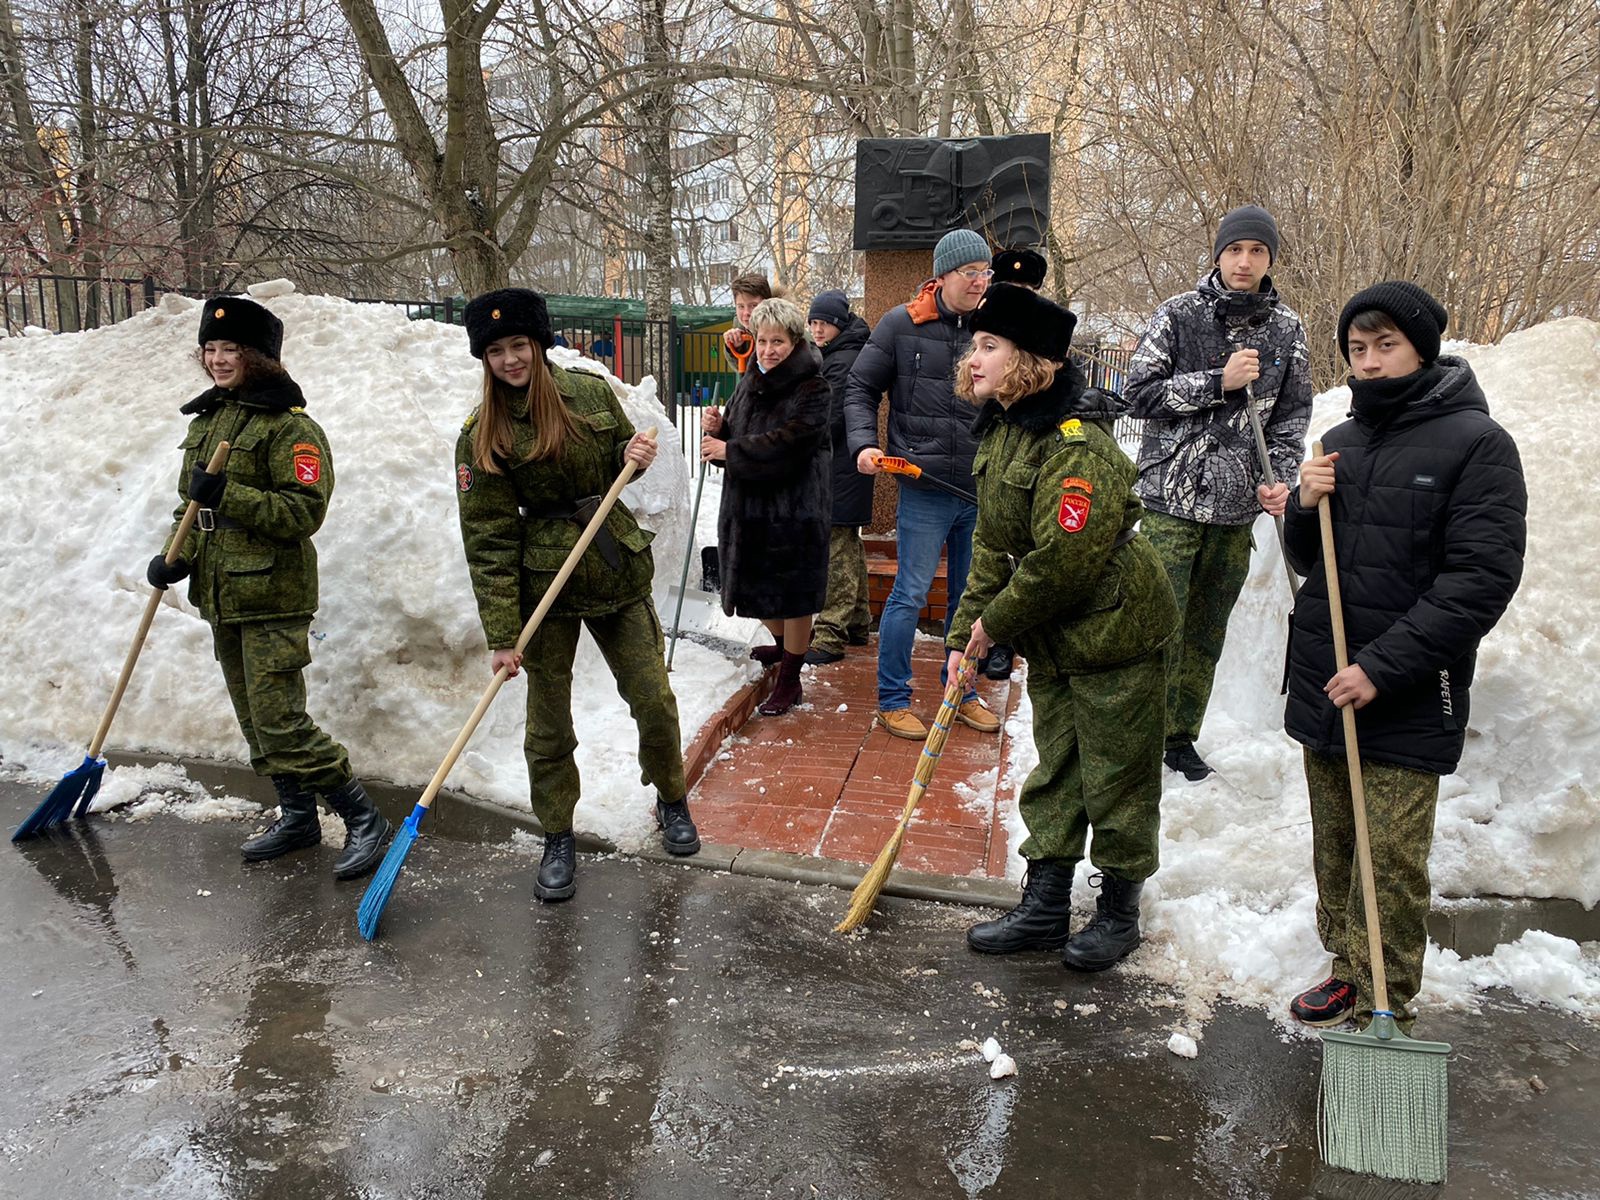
[1126,271,1312,526]
[948,369,1179,676]
[166,377,332,624]
[455,365,654,649]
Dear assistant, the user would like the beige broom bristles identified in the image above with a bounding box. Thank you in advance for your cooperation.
[834,659,973,933]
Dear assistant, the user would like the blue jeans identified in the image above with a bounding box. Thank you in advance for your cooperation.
[877,482,977,711]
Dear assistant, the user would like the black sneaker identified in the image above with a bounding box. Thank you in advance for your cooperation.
[1163,742,1214,781]
[847,631,871,646]
[1290,977,1358,1026]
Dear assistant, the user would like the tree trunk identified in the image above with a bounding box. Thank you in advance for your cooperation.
[636,0,676,323]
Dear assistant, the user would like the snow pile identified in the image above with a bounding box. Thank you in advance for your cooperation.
[995,317,1600,1019]
[0,285,755,848]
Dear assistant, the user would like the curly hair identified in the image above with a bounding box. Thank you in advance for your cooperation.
[194,344,290,387]
[954,343,1058,406]
[747,296,810,344]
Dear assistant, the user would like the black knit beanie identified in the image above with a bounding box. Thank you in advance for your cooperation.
[991,248,1048,288]
[1212,205,1280,264]
[1337,281,1449,364]
[969,283,1076,362]
[464,288,555,358]
[807,289,851,327]
[198,296,284,361]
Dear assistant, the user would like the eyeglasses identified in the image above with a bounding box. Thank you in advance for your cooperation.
[953,268,995,281]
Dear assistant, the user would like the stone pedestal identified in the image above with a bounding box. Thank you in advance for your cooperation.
[860,250,931,534]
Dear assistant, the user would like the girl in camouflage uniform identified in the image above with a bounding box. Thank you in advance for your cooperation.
[454,289,698,903]
[146,296,392,879]
[946,284,1179,972]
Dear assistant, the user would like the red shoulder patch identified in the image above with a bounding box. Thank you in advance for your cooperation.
[1058,492,1091,533]
[294,454,321,485]
[457,463,473,492]
[1060,476,1093,494]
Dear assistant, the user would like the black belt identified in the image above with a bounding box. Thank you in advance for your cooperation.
[197,509,245,531]
[520,496,621,570]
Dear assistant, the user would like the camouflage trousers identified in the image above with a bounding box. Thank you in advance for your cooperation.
[1141,510,1254,747]
[810,526,872,653]
[1017,648,1165,880]
[212,618,352,791]
[1305,748,1439,1025]
[522,598,686,835]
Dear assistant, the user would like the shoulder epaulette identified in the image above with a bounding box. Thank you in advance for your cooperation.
[289,406,306,414]
[1057,418,1086,442]
[462,410,480,433]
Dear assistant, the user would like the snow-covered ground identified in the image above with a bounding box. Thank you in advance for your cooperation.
[0,282,756,850]
[996,317,1600,1027]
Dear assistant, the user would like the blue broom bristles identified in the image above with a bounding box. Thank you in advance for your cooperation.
[357,803,427,941]
[12,755,105,842]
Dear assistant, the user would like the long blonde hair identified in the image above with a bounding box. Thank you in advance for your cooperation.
[472,342,586,471]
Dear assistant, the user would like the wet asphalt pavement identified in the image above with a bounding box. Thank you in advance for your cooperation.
[1,778,1596,1200]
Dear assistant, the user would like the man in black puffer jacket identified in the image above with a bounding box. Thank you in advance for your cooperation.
[843,228,1001,740]
[1281,281,1526,1032]
[806,290,875,664]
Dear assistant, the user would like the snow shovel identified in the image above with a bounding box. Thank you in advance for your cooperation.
[358,429,658,941]
[667,382,719,670]
[1311,441,1449,1183]
[1228,321,1299,598]
[13,440,233,842]
[876,456,979,506]
[835,657,973,933]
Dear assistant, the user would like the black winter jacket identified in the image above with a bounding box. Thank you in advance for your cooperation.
[710,345,833,619]
[819,315,874,525]
[841,281,978,494]
[1282,357,1526,775]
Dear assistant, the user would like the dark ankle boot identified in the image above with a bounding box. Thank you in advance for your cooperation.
[241,775,322,861]
[967,859,1075,953]
[655,794,701,856]
[750,643,783,666]
[758,651,805,715]
[1061,871,1145,971]
[322,779,394,880]
[536,830,577,901]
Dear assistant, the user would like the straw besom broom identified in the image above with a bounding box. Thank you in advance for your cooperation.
[1311,441,1450,1184]
[834,658,972,933]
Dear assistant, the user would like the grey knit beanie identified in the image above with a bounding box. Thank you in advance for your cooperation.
[1212,205,1280,264]
[933,229,992,277]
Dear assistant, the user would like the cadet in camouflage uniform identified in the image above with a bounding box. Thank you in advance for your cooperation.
[1127,205,1312,780]
[146,296,392,879]
[1283,283,1525,1029]
[945,284,1179,972]
[454,289,698,903]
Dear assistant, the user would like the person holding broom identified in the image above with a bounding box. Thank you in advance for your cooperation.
[945,283,1178,971]
[145,296,393,879]
[455,288,699,903]
[1282,283,1526,1029]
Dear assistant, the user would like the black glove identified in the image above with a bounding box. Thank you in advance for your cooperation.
[189,465,227,508]
[147,554,191,590]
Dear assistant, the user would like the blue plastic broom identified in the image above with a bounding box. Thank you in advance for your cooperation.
[13,441,232,842]
[359,428,657,939]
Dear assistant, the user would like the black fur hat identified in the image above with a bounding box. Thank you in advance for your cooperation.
[991,248,1047,288]
[969,283,1077,362]
[464,288,555,358]
[197,296,284,361]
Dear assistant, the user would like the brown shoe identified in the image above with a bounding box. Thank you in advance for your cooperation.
[956,698,1001,733]
[877,708,927,740]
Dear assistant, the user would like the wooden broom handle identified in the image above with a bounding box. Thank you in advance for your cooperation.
[88,440,233,758]
[415,427,658,811]
[1312,440,1391,1014]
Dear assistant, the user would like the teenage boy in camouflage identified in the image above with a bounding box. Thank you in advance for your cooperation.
[1127,204,1312,780]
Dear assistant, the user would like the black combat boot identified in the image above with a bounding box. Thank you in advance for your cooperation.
[536,830,577,901]
[1163,741,1214,781]
[1061,871,1145,972]
[966,859,1075,954]
[241,775,322,862]
[655,793,701,856]
[322,779,394,880]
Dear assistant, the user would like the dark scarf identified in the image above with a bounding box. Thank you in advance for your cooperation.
[1348,362,1448,429]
